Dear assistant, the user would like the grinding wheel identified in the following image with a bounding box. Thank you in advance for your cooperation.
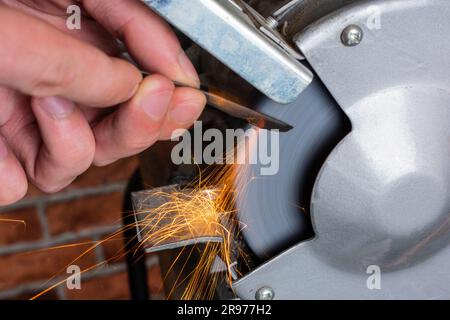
[235,77,350,259]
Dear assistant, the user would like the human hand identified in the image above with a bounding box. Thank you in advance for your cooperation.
[0,0,206,205]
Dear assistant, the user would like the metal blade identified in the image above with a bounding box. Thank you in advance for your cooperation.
[140,71,293,131]
[176,81,293,132]
[201,90,293,132]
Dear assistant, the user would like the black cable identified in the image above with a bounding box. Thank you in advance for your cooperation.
[122,169,149,300]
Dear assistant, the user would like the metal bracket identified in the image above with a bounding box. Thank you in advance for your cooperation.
[143,0,313,104]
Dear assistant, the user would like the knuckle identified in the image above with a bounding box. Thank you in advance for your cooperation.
[93,136,158,168]
[32,164,81,194]
[33,177,75,194]
[34,182,64,194]
[32,138,95,192]
[28,58,77,97]
[92,157,114,167]
[0,182,27,206]
[63,137,96,170]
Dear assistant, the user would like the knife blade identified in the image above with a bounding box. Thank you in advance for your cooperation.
[140,71,293,132]
[192,84,294,132]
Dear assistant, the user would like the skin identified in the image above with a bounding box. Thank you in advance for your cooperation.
[0,0,207,205]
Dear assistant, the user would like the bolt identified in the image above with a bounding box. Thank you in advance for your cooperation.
[265,16,279,29]
[341,25,363,47]
[255,287,275,300]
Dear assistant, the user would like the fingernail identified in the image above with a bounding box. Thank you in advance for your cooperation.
[170,100,205,124]
[37,96,75,119]
[0,137,8,162]
[138,81,173,121]
[177,52,200,87]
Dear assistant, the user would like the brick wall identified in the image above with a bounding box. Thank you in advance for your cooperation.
[0,157,164,300]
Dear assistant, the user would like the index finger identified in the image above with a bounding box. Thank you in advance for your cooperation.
[81,0,200,87]
[0,6,142,107]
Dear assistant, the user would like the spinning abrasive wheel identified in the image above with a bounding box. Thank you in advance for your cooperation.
[234,77,350,259]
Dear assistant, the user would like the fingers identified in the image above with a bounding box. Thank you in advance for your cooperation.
[0,88,97,194]
[0,5,141,107]
[82,0,200,87]
[8,0,121,56]
[0,87,29,204]
[0,87,16,127]
[29,96,96,192]
[159,87,207,140]
[92,75,173,166]
[0,136,28,205]
[92,75,205,166]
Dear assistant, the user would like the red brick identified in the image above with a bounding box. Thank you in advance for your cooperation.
[6,289,59,300]
[65,271,130,300]
[147,263,165,297]
[101,232,127,263]
[66,157,139,190]
[0,240,97,291]
[46,192,124,236]
[0,207,42,246]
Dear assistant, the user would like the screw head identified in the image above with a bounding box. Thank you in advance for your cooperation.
[341,25,363,47]
[255,287,275,300]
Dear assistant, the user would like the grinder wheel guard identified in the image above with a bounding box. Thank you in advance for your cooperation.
[136,0,450,300]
